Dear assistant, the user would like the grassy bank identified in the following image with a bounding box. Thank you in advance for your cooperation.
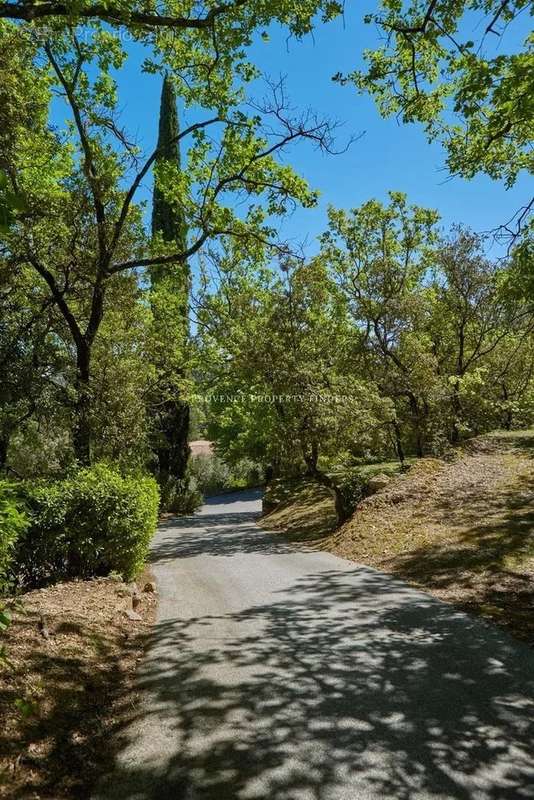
[260,431,534,645]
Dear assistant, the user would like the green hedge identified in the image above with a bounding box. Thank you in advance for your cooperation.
[0,480,28,593]
[333,469,367,519]
[16,463,159,587]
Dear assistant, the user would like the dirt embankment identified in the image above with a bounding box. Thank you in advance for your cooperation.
[264,432,534,645]
[0,574,156,799]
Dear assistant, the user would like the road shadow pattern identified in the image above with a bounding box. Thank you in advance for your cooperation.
[97,494,534,800]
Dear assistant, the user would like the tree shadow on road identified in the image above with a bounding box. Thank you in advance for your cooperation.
[151,490,298,561]
[95,565,534,800]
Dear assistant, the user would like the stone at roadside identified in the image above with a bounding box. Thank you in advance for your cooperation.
[367,473,391,494]
[123,609,142,622]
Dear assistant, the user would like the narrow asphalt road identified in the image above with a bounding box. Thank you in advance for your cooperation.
[95,490,534,800]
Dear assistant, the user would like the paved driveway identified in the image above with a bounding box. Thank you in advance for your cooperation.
[95,489,534,800]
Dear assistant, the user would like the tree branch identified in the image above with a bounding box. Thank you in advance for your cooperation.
[107,116,221,268]
[44,40,108,260]
[0,0,247,28]
[385,0,439,35]
[26,254,84,348]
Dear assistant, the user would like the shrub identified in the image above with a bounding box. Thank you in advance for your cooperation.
[160,474,203,515]
[0,480,28,593]
[189,454,232,495]
[330,469,367,521]
[16,464,159,587]
[229,457,264,489]
[189,454,264,495]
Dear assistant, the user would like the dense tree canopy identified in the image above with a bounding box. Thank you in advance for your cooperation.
[0,0,532,506]
[197,195,534,474]
[0,3,338,470]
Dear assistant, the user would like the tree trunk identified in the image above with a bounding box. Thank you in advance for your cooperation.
[73,340,92,466]
[451,384,462,444]
[392,420,405,465]
[316,469,353,526]
[301,440,352,526]
[501,383,512,431]
[0,433,9,471]
[302,439,319,476]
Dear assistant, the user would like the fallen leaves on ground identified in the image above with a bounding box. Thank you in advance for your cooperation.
[0,573,156,799]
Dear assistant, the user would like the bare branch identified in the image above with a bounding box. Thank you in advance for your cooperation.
[486,0,510,34]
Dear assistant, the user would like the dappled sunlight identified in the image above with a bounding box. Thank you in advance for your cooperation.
[328,435,534,643]
[151,490,298,561]
[96,564,534,800]
[386,469,534,636]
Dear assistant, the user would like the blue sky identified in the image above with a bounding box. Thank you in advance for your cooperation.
[57,3,531,258]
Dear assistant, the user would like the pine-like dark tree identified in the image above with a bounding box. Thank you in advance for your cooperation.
[150,75,191,491]
[151,75,187,254]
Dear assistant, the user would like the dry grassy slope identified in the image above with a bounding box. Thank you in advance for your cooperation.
[327,431,534,644]
[261,432,534,644]
[0,575,155,799]
[261,478,338,540]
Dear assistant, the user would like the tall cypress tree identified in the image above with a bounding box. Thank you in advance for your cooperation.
[150,75,190,490]
[151,75,187,254]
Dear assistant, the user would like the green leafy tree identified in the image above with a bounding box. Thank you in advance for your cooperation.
[1,16,336,465]
[0,262,64,471]
[338,0,533,193]
[198,247,391,518]
[321,192,440,456]
[428,227,534,439]
[151,75,188,254]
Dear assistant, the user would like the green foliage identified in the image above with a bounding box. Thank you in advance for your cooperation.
[0,480,27,592]
[91,279,155,467]
[189,454,232,495]
[14,697,38,719]
[1,10,335,468]
[198,246,393,474]
[331,469,366,520]
[158,474,203,515]
[189,454,264,495]
[151,75,188,254]
[16,464,159,586]
[340,0,533,187]
[149,76,191,492]
[199,203,534,472]
[0,170,27,233]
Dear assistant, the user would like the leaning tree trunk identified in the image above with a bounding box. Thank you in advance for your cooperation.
[302,440,352,526]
